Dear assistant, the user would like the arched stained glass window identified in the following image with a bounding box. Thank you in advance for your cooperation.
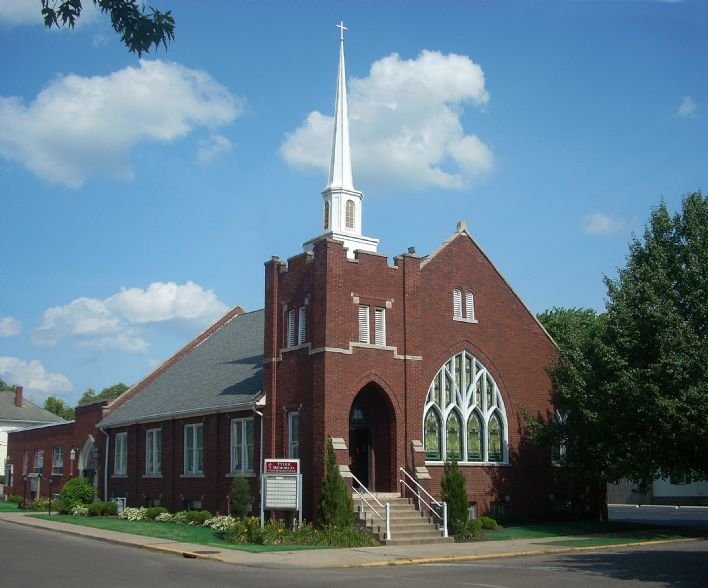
[467,412,483,461]
[345,200,355,229]
[424,410,441,460]
[423,351,508,463]
[446,411,462,461]
[488,413,503,462]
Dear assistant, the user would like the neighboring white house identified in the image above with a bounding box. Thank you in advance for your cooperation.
[1,386,65,492]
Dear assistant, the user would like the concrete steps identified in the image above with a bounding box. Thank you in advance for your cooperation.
[353,493,453,545]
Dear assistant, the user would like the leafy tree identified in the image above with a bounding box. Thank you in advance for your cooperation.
[601,192,707,483]
[78,383,129,406]
[41,0,175,56]
[317,437,353,528]
[43,396,75,420]
[533,192,708,519]
[440,460,468,535]
[0,378,17,392]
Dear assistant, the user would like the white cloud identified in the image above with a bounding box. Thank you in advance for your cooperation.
[0,356,72,403]
[0,316,21,336]
[0,0,98,27]
[33,281,228,353]
[676,96,696,118]
[197,133,233,164]
[583,213,626,235]
[0,60,243,187]
[281,50,492,191]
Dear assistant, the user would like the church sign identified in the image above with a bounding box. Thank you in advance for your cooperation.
[261,459,302,525]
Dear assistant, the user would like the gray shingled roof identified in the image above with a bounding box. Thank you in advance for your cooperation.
[99,309,264,428]
[0,392,66,423]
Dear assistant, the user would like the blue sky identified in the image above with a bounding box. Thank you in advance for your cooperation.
[1,0,706,406]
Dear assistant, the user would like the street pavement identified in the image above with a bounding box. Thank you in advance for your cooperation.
[0,509,704,569]
[609,504,708,528]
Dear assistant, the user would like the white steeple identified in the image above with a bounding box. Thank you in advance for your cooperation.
[303,21,378,259]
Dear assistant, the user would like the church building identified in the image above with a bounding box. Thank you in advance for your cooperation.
[7,27,558,523]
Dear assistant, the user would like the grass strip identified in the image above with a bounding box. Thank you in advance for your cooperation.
[484,521,663,541]
[0,501,22,512]
[30,514,325,553]
[537,534,688,548]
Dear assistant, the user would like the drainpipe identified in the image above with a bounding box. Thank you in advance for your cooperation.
[99,427,109,502]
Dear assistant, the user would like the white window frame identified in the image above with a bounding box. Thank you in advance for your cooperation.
[465,291,475,321]
[358,305,370,343]
[145,428,161,476]
[114,432,127,476]
[288,411,300,459]
[374,307,386,346]
[423,351,508,464]
[230,418,254,474]
[287,309,296,347]
[34,449,44,473]
[184,423,204,475]
[52,447,64,476]
[453,289,463,318]
[345,200,355,229]
[298,306,307,345]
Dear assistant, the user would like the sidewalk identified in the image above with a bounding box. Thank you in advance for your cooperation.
[0,510,696,569]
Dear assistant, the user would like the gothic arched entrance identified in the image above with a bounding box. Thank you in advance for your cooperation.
[349,384,396,492]
[78,436,98,489]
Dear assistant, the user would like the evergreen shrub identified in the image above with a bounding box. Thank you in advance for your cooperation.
[480,515,498,530]
[145,506,168,520]
[317,437,353,528]
[440,460,469,535]
[185,510,212,525]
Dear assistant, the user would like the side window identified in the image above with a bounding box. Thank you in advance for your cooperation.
[345,200,355,229]
[453,289,462,318]
[358,305,370,343]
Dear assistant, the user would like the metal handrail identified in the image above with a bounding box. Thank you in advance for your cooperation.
[399,467,448,538]
[350,473,391,541]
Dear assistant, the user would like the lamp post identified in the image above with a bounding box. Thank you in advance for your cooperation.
[69,448,76,476]
[22,475,27,509]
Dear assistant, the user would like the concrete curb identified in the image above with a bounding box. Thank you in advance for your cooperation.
[329,537,702,569]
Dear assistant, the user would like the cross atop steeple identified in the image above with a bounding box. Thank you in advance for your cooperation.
[302,23,379,259]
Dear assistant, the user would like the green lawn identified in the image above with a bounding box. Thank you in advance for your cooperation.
[483,521,705,543]
[539,533,692,548]
[0,501,23,512]
[30,515,324,553]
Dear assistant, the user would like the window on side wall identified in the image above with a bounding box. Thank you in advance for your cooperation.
[298,306,307,345]
[287,309,296,347]
[52,447,64,475]
[288,412,300,459]
[374,307,386,346]
[145,428,162,476]
[34,449,44,474]
[231,418,254,474]
[114,432,127,476]
[453,289,462,319]
[184,423,204,475]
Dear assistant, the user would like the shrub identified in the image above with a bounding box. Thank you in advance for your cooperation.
[440,460,468,535]
[71,504,89,517]
[203,515,238,531]
[155,512,175,522]
[103,500,118,516]
[87,502,104,517]
[455,518,482,542]
[317,437,353,528]
[480,515,498,530]
[7,495,24,505]
[172,511,189,524]
[185,510,212,525]
[230,476,252,519]
[119,506,148,521]
[59,477,96,513]
[145,506,168,520]
[223,516,264,544]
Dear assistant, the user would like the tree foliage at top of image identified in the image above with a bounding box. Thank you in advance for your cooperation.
[41,0,175,56]
[43,396,75,420]
[0,378,17,392]
[534,191,708,494]
[79,383,130,406]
